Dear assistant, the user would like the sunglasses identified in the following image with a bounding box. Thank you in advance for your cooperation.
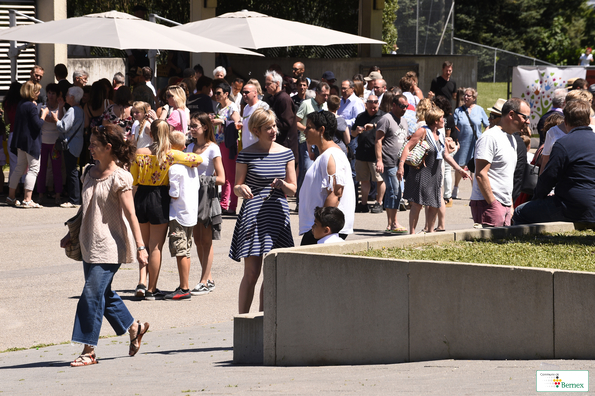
[166,94,174,99]
[189,123,202,129]
[213,92,223,96]
[513,110,530,121]
[241,91,251,95]
[398,103,408,109]
[367,100,379,104]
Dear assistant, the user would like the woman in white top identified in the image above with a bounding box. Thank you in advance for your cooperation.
[37,83,63,205]
[186,112,225,295]
[298,110,355,245]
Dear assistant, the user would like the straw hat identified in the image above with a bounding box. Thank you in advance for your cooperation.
[489,98,506,115]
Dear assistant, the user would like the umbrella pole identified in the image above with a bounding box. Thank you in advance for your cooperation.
[8,9,42,82]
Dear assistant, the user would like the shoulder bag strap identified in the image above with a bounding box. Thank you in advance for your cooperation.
[463,106,478,144]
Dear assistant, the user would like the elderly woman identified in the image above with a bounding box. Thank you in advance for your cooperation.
[398,105,470,234]
[61,125,149,367]
[299,110,355,245]
[231,108,296,313]
[52,86,85,208]
[452,88,488,199]
[212,81,241,215]
[213,66,227,80]
[6,80,50,208]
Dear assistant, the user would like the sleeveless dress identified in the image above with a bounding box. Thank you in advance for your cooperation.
[403,128,443,208]
[229,149,295,261]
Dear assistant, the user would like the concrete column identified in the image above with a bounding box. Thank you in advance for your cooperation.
[358,0,383,58]
[36,0,67,84]
[189,0,217,75]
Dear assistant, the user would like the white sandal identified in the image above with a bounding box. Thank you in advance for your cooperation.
[19,200,43,209]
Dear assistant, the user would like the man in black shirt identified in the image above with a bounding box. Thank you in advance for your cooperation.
[429,61,457,104]
[351,95,386,213]
[187,76,215,114]
[513,100,595,226]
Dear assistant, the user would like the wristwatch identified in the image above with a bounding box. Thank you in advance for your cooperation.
[137,246,146,252]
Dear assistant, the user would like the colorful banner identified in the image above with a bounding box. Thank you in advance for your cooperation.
[512,66,586,133]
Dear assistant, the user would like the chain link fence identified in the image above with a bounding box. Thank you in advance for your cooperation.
[396,0,553,83]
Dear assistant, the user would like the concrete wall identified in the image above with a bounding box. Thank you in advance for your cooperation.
[36,0,67,89]
[257,222,592,366]
[227,54,477,94]
[67,58,126,85]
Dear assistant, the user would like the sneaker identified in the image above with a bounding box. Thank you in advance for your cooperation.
[355,203,369,213]
[164,287,191,300]
[135,284,146,298]
[191,283,210,296]
[60,202,80,208]
[206,280,216,291]
[144,289,165,301]
[370,203,384,213]
[399,200,407,212]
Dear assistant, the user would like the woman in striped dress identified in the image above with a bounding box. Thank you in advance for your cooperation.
[230,108,297,314]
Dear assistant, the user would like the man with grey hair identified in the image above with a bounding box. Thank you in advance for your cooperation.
[72,69,88,88]
[265,70,298,161]
[537,87,567,146]
[372,78,387,103]
[470,98,531,227]
[112,72,125,90]
[338,79,365,129]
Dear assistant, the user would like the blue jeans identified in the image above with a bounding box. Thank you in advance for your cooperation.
[297,141,315,203]
[72,262,134,347]
[512,196,569,225]
[381,166,402,209]
[64,150,81,205]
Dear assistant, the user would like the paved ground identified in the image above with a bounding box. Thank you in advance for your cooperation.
[1,178,592,395]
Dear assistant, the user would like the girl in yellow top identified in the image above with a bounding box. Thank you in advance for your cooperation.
[132,119,202,300]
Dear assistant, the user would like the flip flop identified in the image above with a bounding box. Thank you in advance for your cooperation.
[70,352,97,367]
[390,227,409,234]
[434,228,446,232]
[129,321,150,356]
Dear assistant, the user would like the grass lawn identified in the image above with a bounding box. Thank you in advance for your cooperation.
[476,82,508,112]
[352,230,595,272]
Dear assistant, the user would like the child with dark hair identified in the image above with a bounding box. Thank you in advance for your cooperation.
[311,206,345,244]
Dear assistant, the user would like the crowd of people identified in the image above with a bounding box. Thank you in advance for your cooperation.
[4,59,595,367]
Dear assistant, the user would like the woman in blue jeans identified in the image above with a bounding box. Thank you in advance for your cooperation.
[61,125,149,367]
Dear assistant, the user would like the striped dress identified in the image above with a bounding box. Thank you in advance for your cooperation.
[229,149,295,261]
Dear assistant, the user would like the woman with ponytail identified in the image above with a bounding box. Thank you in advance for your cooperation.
[130,119,202,300]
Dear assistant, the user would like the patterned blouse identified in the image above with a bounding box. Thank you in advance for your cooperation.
[130,149,202,186]
[103,104,134,138]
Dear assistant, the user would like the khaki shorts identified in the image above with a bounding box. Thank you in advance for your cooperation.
[168,220,194,258]
[355,160,383,182]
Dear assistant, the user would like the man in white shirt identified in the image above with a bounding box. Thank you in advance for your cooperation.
[469,98,531,227]
[241,83,270,149]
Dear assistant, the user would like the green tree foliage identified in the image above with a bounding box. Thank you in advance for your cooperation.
[395,0,452,55]
[382,0,399,54]
[67,0,189,25]
[454,0,593,65]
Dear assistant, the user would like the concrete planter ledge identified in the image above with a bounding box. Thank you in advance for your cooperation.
[235,222,595,366]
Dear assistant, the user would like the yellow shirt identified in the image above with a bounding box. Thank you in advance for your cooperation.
[130,149,202,186]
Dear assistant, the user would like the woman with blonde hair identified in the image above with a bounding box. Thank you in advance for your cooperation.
[231,108,296,313]
[131,101,155,148]
[160,85,189,134]
[6,80,50,207]
[130,119,202,300]
[399,105,470,233]
[247,78,264,100]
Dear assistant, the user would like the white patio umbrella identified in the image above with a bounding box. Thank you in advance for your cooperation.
[0,10,262,56]
[173,10,386,49]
